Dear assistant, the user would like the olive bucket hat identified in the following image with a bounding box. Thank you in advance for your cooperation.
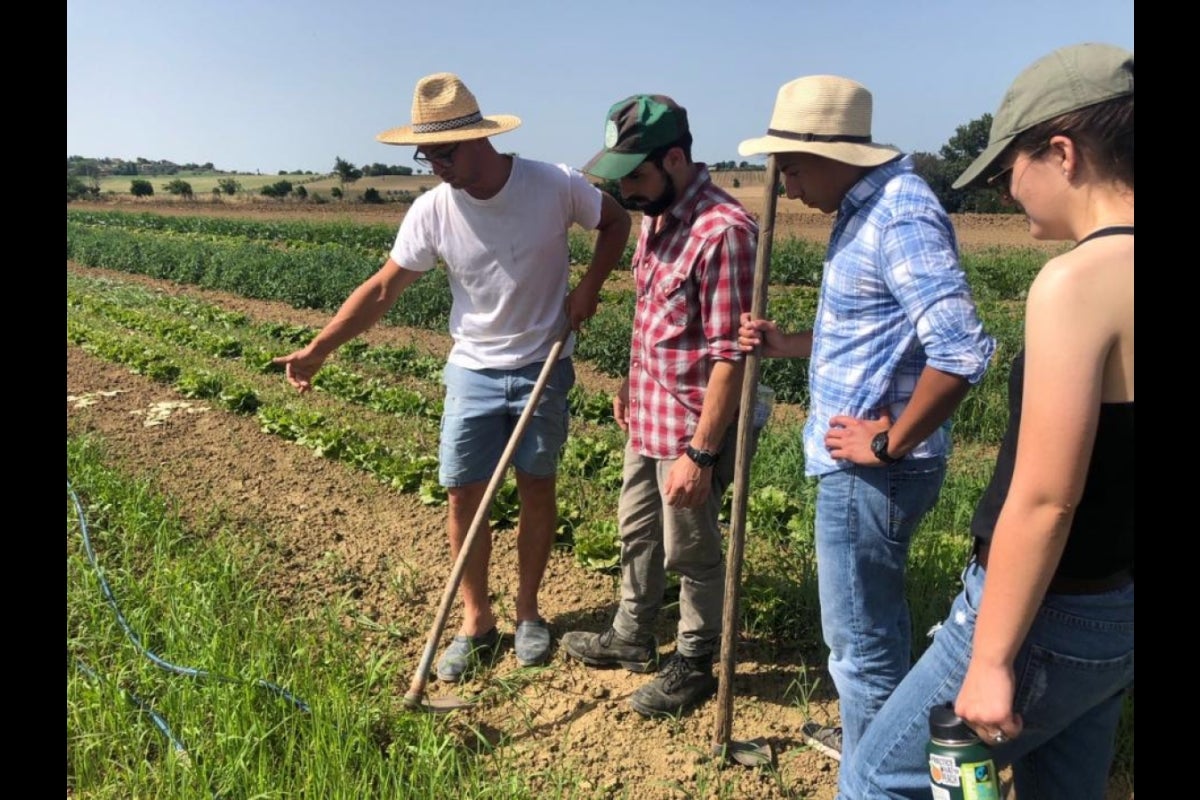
[953,43,1133,189]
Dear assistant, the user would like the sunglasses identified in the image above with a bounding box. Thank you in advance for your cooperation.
[986,142,1050,190]
[413,142,460,169]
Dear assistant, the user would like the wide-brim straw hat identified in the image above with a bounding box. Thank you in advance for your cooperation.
[376,72,521,145]
[738,75,901,167]
[952,43,1133,189]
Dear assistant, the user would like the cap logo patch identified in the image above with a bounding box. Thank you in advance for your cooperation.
[604,120,619,149]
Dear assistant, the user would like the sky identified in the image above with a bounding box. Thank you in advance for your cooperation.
[67,0,1134,176]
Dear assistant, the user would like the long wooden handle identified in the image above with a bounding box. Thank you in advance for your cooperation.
[712,156,779,753]
[405,325,573,707]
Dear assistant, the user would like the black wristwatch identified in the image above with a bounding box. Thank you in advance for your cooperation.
[684,445,719,468]
[870,431,901,464]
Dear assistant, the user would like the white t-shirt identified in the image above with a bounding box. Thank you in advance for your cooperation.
[390,158,603,370]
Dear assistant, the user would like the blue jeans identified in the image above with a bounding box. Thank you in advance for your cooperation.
[438,359,575,487]
[815,457,946,783]
[842,558,1134,800]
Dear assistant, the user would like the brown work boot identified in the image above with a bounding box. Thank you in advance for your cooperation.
[561,627,658,673]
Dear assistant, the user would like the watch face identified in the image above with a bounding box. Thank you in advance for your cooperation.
[872,432,892,461]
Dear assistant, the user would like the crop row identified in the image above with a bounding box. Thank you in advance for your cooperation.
[67,207,1049,296]
[67,212,1024,444]
[67,267,1004,653]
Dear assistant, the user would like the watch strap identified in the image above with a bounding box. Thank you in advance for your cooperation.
[685,445,719,468]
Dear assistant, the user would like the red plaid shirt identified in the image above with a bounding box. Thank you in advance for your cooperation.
[627,165,758,459]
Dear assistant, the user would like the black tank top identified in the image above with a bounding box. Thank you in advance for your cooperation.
[970,226,1134,579]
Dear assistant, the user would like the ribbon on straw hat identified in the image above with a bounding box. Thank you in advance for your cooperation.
[738,75,901,168]
[376,72,521,145]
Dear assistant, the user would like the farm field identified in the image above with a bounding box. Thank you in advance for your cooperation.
[66,199,1130,799]
[75,173,1051,254]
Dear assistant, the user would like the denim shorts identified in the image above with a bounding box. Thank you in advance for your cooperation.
[438,358,575,487]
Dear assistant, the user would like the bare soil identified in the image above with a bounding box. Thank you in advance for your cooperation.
[65,198,1127,800]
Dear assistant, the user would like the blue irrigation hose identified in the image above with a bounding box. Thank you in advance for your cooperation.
[73,656,191,760]
[67,479,310,714]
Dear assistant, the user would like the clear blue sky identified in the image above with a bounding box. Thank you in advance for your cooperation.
[67,0,1134,176]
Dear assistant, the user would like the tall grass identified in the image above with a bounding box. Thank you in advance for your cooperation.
[67,435,563,799]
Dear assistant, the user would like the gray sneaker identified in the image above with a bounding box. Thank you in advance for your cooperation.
[561,627,658,673]
[800,721,842,762]
[436,627,500,683]
[628,652,717,717]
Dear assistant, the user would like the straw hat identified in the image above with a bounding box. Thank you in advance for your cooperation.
[738,75,901,167]
[952,43,1133,189]
[376,72,521,145]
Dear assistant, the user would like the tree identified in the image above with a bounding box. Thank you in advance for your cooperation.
[330,186,343,200]
[935,113,1010,213]
[163,179,194,199]
[362,162,413,177]
[295,185,308,199]
[362,187,383,204]
[130,179,154,197]
[333,156,362,199]
[67,175,99,202]
[217,178,242,196]
[260,180,293,199]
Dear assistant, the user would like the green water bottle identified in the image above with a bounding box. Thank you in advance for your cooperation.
[927,703,1000,800]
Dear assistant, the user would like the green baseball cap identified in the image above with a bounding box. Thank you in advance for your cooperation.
[953,43,1133,189]
[582,94,689,179]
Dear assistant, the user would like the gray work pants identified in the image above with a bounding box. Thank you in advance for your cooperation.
[611,425,751,659]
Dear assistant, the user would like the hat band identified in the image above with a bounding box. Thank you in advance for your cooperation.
[767,128,872,144]
[412,110,484,134]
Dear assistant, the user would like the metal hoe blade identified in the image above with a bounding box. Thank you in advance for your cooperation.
[725,738,775,767]
[403,691,475,714]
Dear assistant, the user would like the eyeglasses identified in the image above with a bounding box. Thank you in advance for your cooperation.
[413,143,460,169]
[986,142,1050,189]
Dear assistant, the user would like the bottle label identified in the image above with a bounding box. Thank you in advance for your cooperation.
[959,759,999,800]
[929,754,960,787]
[929,753,999,800]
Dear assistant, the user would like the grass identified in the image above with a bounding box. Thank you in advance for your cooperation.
[67,433,562,800]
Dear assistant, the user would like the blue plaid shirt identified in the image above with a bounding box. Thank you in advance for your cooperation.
[804,155,995,476]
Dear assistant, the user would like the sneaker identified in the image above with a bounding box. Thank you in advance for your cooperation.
[628,652,717,717]
[800,721,842,762]
[560,627,658,673]
[514,618,552,667]
[436,627,500,683]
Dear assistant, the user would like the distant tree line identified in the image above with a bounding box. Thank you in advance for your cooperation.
[67,114,1005,212]
[67,156,217,178]
[709,160,767,171]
